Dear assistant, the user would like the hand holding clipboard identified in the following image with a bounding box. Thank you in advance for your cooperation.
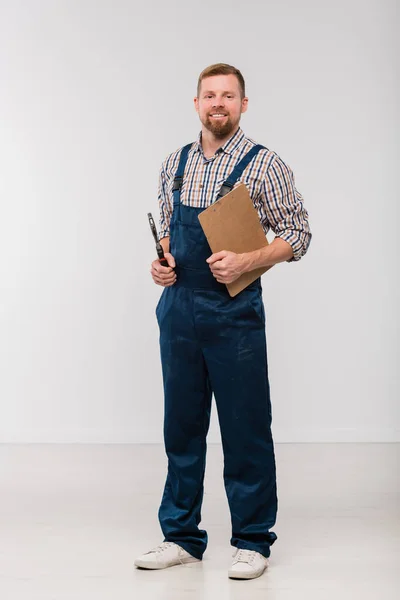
[198,184,271,297]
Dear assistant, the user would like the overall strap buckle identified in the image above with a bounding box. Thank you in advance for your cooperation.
[218,182,234,198]
[172,143,194,205]
[172,176,183,192]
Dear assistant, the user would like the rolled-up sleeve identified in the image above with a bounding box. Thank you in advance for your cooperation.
[158,163,173,240]
[261,155,312,262]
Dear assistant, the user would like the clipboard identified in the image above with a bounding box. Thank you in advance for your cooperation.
[198,183,271,297]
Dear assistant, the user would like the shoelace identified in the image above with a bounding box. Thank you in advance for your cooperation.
[150,541,175,554]
[233,549,256,564]
[149,542,188,567]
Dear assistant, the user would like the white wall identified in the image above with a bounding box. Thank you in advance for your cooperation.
[0,0,398,443]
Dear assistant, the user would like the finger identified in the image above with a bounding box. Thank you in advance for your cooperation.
[151,267,172,279]
[153,263,174,275]
[150,269,176,281]
[161,277,177,287]
[164,252,176,268]
[209,263,224,273]
[164,279,177,287]
[206,251,228,265]
[157,271,177,282]
[154,278,176,287]
[152,258,174,273]
[154,273,176,285]
[212,268,227,277]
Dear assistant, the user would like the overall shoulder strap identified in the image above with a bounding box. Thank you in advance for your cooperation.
[172,143,193,205]
[218,144,266,198]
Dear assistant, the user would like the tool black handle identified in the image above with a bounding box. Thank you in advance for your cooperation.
[156,243,174,270]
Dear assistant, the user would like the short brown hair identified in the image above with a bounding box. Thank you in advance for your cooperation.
[197,63,246,99]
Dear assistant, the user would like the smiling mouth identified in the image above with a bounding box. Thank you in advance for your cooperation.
[209,114,228,119]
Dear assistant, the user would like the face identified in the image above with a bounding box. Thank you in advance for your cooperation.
[194,74,248,139]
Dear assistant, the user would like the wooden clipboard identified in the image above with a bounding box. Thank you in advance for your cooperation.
[198,183,271,297]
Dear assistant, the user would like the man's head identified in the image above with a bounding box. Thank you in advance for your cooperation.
[194,63,248,139]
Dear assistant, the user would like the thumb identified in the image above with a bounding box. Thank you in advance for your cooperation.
[164,252,176,268]
[206,250,227,264]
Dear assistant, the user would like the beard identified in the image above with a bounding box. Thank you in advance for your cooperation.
[202,112,238,139]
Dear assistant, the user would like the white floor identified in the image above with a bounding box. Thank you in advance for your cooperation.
[0,443,399,600]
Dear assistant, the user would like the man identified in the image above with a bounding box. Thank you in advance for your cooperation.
[135,64,312,580]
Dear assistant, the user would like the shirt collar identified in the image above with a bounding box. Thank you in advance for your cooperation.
[194,127,246,157]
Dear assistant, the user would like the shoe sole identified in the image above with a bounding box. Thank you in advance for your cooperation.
[228,565,268,580]
[135,557,201,570]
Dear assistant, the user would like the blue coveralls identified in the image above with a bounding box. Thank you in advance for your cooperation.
[156,143,278,560]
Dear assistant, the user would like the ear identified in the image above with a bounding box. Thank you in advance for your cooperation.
[194,97,199,113]
[241,97,249,114]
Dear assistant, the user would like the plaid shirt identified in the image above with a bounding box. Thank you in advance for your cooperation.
[158,127,312,261]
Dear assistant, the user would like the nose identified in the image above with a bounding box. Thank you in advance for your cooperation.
[212,97,225,108]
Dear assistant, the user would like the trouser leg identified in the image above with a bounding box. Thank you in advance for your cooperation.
[200,288,278,559]
[157,287,212,560]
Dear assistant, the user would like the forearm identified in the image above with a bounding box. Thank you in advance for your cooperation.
[160,236,170,254]
[241,237,294,271]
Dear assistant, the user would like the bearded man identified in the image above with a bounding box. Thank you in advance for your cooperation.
[135,63,312,580]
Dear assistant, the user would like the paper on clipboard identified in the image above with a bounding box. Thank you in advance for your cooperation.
[198,183,271,297]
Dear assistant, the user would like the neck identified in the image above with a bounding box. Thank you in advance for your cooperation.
[201,126,239,158]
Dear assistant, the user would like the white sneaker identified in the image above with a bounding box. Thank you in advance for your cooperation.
[134,541,201,570]
[228,548,269,580]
